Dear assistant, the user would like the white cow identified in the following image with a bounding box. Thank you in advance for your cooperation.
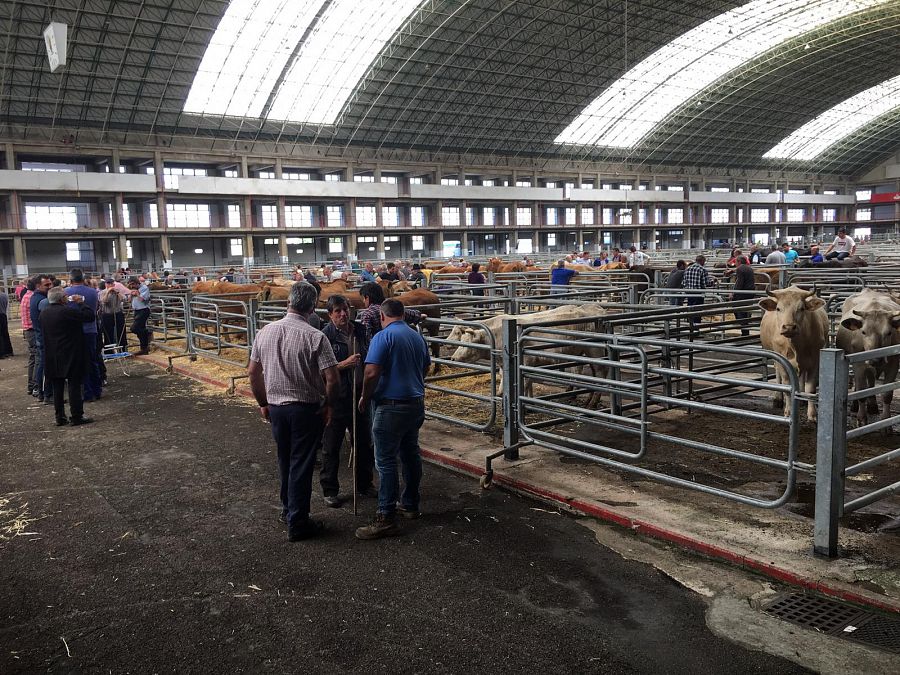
[758,287,828,422]
[447,303,608,406]
[835,288,900,427]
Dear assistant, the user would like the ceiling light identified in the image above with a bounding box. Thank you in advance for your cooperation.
[555,0,889,149]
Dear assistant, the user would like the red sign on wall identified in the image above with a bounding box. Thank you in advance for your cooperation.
[869,191,900,204]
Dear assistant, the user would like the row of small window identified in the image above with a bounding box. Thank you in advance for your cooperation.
[22,204,866,230]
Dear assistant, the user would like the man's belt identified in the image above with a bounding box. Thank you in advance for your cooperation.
[378,397,424,405]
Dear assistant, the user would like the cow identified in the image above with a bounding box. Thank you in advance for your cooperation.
[796,256,868,269]
[447,303,608,406]
[758,286,828,422]
[835,289,900,427]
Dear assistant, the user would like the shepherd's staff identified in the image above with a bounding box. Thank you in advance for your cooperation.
[349,332,358,516]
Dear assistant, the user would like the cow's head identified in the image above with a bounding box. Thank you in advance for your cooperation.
[759,288,825,338]
[449,327,487,362]
[841,308,900,352]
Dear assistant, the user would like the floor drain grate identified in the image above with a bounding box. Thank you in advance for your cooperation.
[765,593,900,654]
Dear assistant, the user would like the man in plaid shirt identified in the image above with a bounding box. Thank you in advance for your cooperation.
[357,281,422,342]
[682,255,717,324]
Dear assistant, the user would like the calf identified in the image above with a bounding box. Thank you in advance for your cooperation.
[835,289,900,427]
[758,286,828,422]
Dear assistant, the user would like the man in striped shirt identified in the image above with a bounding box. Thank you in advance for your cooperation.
[249,281,340,542]
[681,256,718,324]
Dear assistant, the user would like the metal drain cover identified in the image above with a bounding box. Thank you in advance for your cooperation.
[765,593,900,654]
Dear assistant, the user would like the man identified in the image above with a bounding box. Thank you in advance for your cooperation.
[609,248,626,263]
[748,244,764,264]
[681,255,718,324]
[110,273,130,347]
[809,245,824,263]
[320,295,375,507]
[64,268,102,401]
[356,298,430,540]
[248,282,340,542]
[98,280,125,347]
[128,276,151,355]
[20,278,36,394]
[358,282,422,342]
[782,243,798,265]
[359,262,377,283]
[550,260,577,294]
[593,251,609,267]
[40,287,96,426]
[824,229,856,260]
[378,262,401,282]
[666,260,687,306]
[0,285,12,359]
[30,274,53,402]
[467,262,486,297]
[627,246,649,267]
[764,247,786,265]
[726,256,756,336]
[407,264,426,288]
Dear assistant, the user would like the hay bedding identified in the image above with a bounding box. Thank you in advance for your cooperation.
[0,496,39,542]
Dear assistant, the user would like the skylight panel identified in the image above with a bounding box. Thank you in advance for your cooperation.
[763,74,900,160]
[555,0,889,149]
[184,0,323,118]
[266,0,422,124]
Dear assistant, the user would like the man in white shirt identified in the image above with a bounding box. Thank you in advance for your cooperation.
[765,248,786,265]
[824,229,856,260]
[627,246,649,267]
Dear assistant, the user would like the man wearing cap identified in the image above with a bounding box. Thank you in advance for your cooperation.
[824,229,856,260]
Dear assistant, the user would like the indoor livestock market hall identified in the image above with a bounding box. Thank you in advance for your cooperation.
[1,1,900,672]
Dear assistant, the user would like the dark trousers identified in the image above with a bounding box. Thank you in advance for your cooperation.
[34,344,53,399]
[320,405,374,497]
[82,334,103,400]
[24,329,36,393]
[686,296,704,325]
[825,251,850,261]
[0,313,12,357]
[52,377,83,423]
[269,403,324,532]
[131,308,150,350]
[101,313,117,346]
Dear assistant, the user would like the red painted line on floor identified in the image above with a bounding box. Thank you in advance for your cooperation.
[419,448,900,615]
[136,355,899,615]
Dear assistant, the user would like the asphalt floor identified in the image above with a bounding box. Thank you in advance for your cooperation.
[0,338,808,673]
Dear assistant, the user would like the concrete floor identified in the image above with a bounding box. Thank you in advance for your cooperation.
[0,338,818,673]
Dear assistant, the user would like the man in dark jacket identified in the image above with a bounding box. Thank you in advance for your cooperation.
[40,287,96,426]
[666,260,687,306]
[726,256,756,336]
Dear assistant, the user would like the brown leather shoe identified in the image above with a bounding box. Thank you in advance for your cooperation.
[355,513,399,540]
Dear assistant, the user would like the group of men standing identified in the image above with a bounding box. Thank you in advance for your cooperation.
[248,281,430,542]
[14,270,152,426]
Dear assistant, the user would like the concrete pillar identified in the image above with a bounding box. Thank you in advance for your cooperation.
[273,158,283,180]
[242,196,253,229]
[117,234,129,269]
[113,194,124,229]
[348,231,358,259]
[244,233,255,267]
[510,230,519,255]
[4,143,15,170]
[156,193,168,230]
[461,230,470,256]
[434,230,444,257]
[278,234,288,263]
[7,192,22,230]
[648,229,657,251]
[111,148,121,174]
[97,201,111,229]
[240,156,249,178]
[376,231,385,260]
[13,235,27,276]
[160,234,170,266]
[633,228,641,248]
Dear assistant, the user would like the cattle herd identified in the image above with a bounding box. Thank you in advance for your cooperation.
[154,255,900,433]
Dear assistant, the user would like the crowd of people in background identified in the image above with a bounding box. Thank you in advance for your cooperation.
[9,269,154,426]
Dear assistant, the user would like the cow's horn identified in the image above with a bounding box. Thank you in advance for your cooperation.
[766,289,777,298]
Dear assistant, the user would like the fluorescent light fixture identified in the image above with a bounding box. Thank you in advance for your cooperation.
[185,0,422,124]
[267,0,422,123]
[185,0,324,118]
[764,74,900,160]
[555,0,889,148]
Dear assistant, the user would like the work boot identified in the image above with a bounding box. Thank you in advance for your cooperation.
[355,512,399,540]
[397,505,421,520]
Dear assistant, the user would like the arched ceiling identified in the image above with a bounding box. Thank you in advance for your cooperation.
[1,0,899,176]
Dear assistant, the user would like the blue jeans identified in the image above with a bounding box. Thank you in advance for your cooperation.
[372,399,425,515]
[268,402,324,531]
[34,341,53,398]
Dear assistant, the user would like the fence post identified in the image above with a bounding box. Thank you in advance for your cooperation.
[814,348,849,558]
[248,297,259,344]
[502,317,519,460]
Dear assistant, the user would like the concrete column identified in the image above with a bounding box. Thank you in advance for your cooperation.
[160,234,170,266]
[276,196,286,231]
[434,230,444,257]
[510,230,519,255]
[461,230,470,256]
[244,233,255,267]
[376,231,385,259]
[273,158,283,179]
[13,235,27,276]
[278,233,288,263]
[4,143,15,170]
[348,231,358,259]
[113,194,124,229]
[156,194,168,230]
[111,148,121,174]
[375,198,384,229]
[240,156,249,178]
[7,192,22,230]
[433,200,443,228]
[117,234,129,269]
[242,197,253,229]
[633,228,641,248]
[648,229,657,251]
[97,201,111,229]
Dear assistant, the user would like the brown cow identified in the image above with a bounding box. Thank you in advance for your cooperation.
[758,286,828,422]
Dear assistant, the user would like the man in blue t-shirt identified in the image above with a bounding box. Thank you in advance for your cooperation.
[64,268,102,401]
[550,260,577,294]
[356,298,430,540]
